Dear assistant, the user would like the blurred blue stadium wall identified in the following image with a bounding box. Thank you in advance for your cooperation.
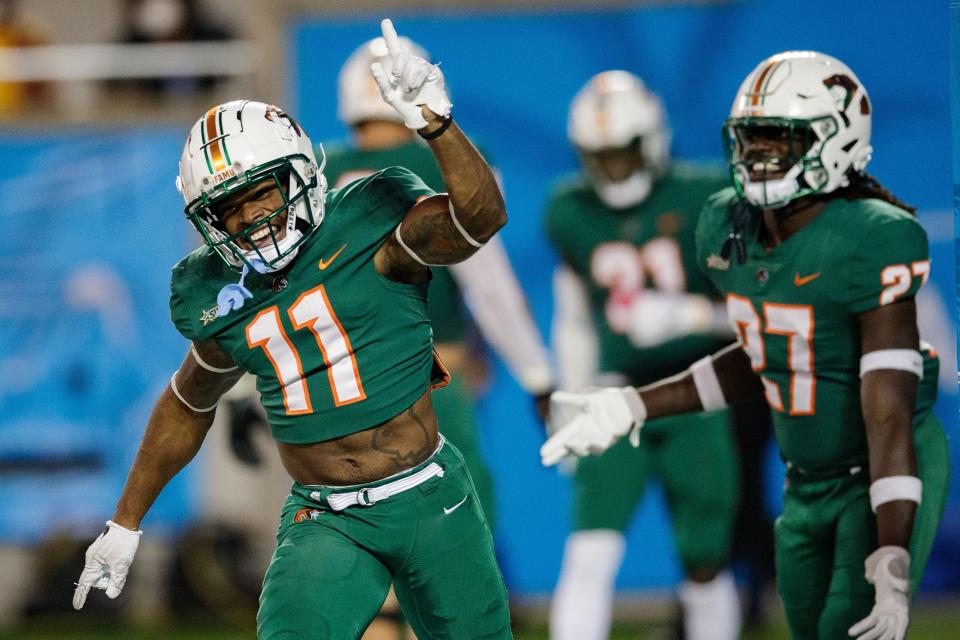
[293,0,957,595]
[0,130,198,542]
[0,0,954,599]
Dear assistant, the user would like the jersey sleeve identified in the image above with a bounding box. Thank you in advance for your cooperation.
[847,213,930,314]
[694,188,737,289]
[543,183,577,262]
[366,165,436,226]
[169,271,197,341]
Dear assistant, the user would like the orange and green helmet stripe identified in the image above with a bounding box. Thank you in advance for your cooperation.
[200,106,232,174]
[749,60,783,107]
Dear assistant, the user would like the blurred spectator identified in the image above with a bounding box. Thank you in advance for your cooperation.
[0,0,52,115]
[114,0,233,97]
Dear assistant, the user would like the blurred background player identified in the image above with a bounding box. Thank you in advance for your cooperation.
[542,51,950,640]
[544,70,742,640]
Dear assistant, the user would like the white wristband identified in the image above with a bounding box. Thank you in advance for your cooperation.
[690,355,727,411]
[860,349,923,379]
[169,373,219,413]
[870,475,922,513]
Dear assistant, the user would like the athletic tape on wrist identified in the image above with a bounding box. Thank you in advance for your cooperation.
[169,372,219,413]
[690,355,727,411]
[869,475,922,513]
[860,349,923,379]
[190,344,238,373]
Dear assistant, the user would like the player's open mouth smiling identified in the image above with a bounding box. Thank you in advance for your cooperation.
[241,218,287,250]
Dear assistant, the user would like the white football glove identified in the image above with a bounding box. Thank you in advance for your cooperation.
[540,387,646,467]
[72,520,142,610]
[370,18,452,130]
[620,291,718,348]
[848,546,911,640]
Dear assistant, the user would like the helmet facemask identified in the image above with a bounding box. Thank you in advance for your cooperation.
[579,137,655,209]
[723,116,838,209]
[184,153,321,273]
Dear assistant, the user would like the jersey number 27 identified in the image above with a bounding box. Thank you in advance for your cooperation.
[726,295,814,415]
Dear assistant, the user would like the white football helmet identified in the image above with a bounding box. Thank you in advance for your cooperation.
[724,51,873,209]
[338,35,431,126]
[177,100,327,272]
[568,70,670,208]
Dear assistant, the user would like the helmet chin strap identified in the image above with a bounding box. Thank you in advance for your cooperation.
[594,170,653,209]
[242,200,304,272]
[741,162,803,209]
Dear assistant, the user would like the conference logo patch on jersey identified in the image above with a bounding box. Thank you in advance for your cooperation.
[200,304,221,326]
[706,254,730,271]
[756,268,770,284]
[293,508,321,523]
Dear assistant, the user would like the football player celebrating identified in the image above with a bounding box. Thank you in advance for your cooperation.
[545,71,741,640]
[542,51,949,640]
[326,33,554,529]
[73,19,513,640]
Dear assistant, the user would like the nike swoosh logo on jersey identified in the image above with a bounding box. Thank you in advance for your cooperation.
[318,244,347,270]
[443,495,468,515]
[793,272,821,287]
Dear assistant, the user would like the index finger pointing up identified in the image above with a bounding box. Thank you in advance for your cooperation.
[380,19,402,57]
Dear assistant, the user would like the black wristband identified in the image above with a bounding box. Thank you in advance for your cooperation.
[419,116,453,140]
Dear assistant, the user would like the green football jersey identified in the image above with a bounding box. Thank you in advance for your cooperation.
[696,188,938,472]
[323,140,467,344]
[545,163,731,385]
[170,167,446,444]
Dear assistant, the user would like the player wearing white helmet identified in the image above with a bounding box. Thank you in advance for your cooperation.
[73,19,514,640]
[542,52,949,640]
[545,70,742,640]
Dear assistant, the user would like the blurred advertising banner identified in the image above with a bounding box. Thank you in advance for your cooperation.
[0,130,197,542]
[295,1,957,594]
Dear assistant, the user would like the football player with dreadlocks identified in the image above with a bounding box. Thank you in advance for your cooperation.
[541,51,949,640]
[72,19,513,640]
[545,70,742,640]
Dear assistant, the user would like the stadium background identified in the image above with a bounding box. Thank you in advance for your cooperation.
[0,0,956,637]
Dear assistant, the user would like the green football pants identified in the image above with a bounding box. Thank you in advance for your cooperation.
[433,375,497,531]
[257,439,512,640]
[775,412,950,640]
[573,409,740,572]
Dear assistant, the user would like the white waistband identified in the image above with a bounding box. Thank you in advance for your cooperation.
[309,436,447,511]
[324,462,445,511]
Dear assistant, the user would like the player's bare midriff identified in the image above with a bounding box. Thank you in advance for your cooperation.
[275,388,440,486]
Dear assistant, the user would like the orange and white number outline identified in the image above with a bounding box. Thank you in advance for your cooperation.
[763,302,815,416]
[245,306,312,415]
[288,284,366,407]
